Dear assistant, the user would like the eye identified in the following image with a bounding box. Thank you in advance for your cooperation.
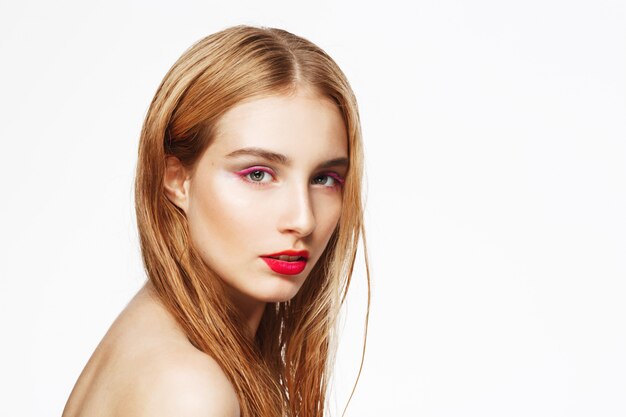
[247,170,270,182]
[312,173,344,188]
[236,166,275,184]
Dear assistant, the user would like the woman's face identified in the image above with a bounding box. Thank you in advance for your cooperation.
[168,87,348,311]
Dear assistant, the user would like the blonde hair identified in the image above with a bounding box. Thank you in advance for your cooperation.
[134,25,370,417]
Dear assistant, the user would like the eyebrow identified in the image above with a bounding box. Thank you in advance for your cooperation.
[226,147,349,169]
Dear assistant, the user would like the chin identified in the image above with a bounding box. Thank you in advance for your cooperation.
[253,276,306,303]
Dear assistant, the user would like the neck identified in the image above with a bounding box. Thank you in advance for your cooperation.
[222,285,266,339]
[241,301,266,339]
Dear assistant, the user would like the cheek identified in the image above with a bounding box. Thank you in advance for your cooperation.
[313,194,343,239]
[187,176,270,257]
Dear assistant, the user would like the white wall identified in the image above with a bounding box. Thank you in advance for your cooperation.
[1,1,624,416]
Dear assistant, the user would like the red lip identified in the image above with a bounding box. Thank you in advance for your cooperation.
[261,250,309,259]
[260,250,309,276]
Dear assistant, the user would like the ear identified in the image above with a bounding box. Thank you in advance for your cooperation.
[163,156,191,213]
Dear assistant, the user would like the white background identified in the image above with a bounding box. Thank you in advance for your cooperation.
[1,1,625,416]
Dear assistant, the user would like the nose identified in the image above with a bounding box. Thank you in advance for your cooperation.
[278,182,316,238]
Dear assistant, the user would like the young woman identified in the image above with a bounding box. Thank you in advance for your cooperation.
[63,25,369,417]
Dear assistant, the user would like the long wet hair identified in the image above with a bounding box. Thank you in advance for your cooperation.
[134,25,370,417]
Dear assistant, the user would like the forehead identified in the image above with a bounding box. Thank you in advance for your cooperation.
[208,90,348,160]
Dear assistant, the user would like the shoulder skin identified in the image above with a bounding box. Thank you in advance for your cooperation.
[116,350,240,417]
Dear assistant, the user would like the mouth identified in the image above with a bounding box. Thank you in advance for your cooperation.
[260,250,309,275]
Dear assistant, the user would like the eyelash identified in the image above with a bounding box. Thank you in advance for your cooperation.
[235,166,345,189]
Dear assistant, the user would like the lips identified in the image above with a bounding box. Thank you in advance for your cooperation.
[260,250,309,275]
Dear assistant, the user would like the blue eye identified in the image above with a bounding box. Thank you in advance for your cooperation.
[312,173,345,188]
[236,167,275,184]
[248,170,268,182]
[313,175,334,186]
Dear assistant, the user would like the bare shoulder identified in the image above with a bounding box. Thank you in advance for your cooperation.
[63,283,240,417]
[110,283,240,417]
[119,346,240,417]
